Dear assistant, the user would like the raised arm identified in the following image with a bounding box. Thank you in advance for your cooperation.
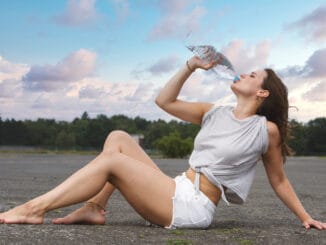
[262,121,326,230]
[155,56,217,125]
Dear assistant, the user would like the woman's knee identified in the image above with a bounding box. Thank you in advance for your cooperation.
[105,130,130,144]
[103,130,131,151]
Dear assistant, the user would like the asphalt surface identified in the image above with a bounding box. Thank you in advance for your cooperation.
[0,154,325,245]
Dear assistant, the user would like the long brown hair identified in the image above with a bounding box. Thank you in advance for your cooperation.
[256,68,293,163]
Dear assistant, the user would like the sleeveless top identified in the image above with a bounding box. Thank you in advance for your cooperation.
[188,104,269,205]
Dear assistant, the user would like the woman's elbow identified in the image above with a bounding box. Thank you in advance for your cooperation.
[270,174,287,189]
[155,97,164,107]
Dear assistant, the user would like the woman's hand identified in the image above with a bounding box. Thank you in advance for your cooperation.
[302,217,326,230]
[187,56,218,72]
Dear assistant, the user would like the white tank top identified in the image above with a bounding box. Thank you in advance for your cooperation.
[188,104,269,205]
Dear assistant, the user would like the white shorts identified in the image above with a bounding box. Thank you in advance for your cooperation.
[164,172,216,229]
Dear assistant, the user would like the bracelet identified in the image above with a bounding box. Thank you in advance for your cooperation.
[186,60,194,72]
[85,201,106,211]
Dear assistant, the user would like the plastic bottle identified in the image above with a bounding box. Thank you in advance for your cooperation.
[187,45,240,82]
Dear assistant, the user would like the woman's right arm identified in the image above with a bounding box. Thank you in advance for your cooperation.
[155,56,217,125]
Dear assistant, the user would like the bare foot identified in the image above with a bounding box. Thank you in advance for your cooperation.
[52,202,106,225]
[0,203,44,224]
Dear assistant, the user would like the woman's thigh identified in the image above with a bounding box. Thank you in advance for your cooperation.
[108,152,176,227]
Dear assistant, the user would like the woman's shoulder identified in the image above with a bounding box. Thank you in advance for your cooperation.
[266,120,281,145]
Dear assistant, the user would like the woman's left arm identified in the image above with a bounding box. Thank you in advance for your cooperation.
[262,121,326,230]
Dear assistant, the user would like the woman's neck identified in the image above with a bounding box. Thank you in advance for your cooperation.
[233,98,260,120]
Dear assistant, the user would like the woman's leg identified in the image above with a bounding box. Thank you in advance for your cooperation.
[53,130,162,224]
[0,151,175,226]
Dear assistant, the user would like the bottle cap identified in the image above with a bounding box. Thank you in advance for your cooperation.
[233,75,240,82]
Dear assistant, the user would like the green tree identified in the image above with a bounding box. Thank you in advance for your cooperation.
[155,131,193,158]
[111,114,137,133]
[0,116,3,144]
[71,116,89,148]
[55,130,76,149]
[85,115,114,149]
[2,119,28,145]
[305,118,326,155]
[25,119,57,147]
[134,116,150,132]
[143,119,171,149]
[288,119,307,155]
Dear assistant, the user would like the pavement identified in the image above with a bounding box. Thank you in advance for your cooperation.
[0,153,325,245]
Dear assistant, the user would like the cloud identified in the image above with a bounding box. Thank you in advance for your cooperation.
[22,49,97,92]
[147,56,180,75]
[125,82,156,102]
[147,0,206,41]
[304,48,326,77]
[53,0,98,26]
[78,85,106,99]
[286,4,326,43]
[302,81,326,102]
[0,79,22,98]
[278,47,326,79]
[0,56,29,81]
[221,39,271,74]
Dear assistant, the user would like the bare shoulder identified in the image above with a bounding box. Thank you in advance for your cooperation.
[266,121,281,146]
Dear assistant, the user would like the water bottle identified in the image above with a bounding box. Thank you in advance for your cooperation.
[186,45,240,82]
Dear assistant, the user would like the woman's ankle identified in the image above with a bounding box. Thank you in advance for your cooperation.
[84,201,106,211]
[24,199,47,217]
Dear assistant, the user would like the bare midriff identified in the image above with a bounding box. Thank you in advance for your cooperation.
[185,167,222,206]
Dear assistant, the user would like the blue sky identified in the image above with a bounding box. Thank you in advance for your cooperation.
[0,0,325,122]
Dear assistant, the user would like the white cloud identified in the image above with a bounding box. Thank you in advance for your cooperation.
[302,81,326,102]
[23,49,97,92]
[286,4,326,43]
[288,81,326,121]
[0,79,22,98]
[78,85,106,99]
[0,56,29,81]
[0,44,324,123]
[53,0,98,26]
[178,71,230,102]
[148,0,206,41]
[221,39,271,74]
[125,82,155,102]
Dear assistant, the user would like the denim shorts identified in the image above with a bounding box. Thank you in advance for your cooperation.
[164,172,216,229]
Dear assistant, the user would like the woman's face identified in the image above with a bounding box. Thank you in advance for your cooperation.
[231,70,268,98]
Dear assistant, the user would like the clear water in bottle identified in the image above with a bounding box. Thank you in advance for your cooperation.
[186,45,240,82]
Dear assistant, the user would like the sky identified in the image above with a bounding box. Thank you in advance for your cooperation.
[0,0,325,123]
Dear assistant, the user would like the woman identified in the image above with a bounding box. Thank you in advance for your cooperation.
[0,56,325,230]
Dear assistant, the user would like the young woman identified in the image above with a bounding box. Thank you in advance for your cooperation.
[0,56,325,230]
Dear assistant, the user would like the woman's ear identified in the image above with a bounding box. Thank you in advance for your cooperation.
[257,89,269,99]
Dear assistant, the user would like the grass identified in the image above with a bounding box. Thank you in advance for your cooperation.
[166,239,193,245]
[170,230,185,235]
[215,228,242,234]
[236,238,254,245]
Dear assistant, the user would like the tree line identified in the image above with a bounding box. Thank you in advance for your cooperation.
[0,112,325,157]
